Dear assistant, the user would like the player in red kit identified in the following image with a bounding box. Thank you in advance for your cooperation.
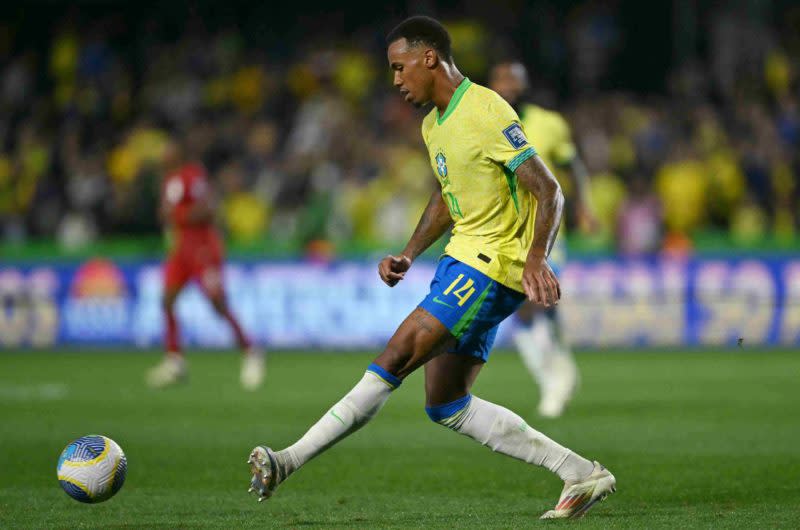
[146,140,265,390]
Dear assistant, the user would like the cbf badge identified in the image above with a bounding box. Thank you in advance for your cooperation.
[435,152,448,178]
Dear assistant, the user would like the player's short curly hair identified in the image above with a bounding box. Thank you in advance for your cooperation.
[386,16,453,64]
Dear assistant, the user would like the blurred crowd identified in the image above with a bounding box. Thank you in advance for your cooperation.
[1,3,798,256]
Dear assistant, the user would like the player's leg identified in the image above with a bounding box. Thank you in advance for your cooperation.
[423,351,483,406]
[513,301,549,387]
[278,307,453,469]
[163,285,182,355]
[424,350,592,482]
[538,306,578,417]
[513,235,578,417]
[248,306,455,501]
[202,266,252,351]
[426,331,613,518]
[200,261,265,390]
[147,257,189,388]
[423,267,613,518]
[514,304,579,417]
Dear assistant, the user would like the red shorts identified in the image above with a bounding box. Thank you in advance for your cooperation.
[164,237,224,296]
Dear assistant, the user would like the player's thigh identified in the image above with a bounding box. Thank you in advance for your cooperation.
[195,259,225,302]
[424,353,484,407]
[372,307,456,380]
[412,257,527,405]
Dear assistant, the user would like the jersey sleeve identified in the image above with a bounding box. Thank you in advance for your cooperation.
[482,97,537,172]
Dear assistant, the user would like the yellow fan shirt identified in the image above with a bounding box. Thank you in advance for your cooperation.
[517,103,577,260]
[517,103,576,171]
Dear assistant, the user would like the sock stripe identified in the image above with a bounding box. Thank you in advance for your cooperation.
[366,363,402,389]
[425,394,472,423]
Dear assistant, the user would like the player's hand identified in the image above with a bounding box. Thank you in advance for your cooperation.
[522,254,561,306]
[378,254,412,287]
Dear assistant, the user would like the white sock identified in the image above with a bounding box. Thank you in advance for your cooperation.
[429,395,593,483]
[277,365,399,478]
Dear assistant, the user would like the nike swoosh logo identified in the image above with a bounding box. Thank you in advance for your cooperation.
[329,409,345,425]
[432,296,454,308]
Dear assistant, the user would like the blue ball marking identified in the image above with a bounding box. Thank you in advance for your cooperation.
[111,455,127,495]
[57,443,77,470]
[59,480,93,503]
[68,436,107,462]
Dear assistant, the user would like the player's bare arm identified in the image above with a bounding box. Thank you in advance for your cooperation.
[378,190,452,287]
[515,155,564,306]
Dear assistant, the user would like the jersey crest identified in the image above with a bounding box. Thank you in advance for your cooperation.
[502,123,528,149]
[435,152,448,179]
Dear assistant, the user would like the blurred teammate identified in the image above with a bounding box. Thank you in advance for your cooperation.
[248,17,615,519]
[490,61,596,417]
[147,140,265,390]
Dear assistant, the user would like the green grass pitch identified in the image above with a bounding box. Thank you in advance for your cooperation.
[1,350,799,529]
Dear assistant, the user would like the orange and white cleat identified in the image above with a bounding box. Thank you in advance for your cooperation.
[540,461,616,519]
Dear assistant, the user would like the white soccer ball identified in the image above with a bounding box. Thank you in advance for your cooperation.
[57,435,127,503]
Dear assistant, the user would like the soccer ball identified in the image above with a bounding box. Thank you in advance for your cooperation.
[57,435,127,503]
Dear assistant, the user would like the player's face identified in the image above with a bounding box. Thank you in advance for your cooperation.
[489,64,526,106]
[388,39,433,108]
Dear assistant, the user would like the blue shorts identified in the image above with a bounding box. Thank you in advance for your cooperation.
[419,256,526,362]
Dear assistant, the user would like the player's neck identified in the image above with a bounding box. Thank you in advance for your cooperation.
[432,65,466,115]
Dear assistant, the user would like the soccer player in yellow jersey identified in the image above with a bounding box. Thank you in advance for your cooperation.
[490,61,597,418]
[248,16,615,519]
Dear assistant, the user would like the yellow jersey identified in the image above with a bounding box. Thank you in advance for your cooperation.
[421,78,537,293]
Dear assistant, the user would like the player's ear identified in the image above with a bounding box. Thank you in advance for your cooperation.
[424,48,439,69]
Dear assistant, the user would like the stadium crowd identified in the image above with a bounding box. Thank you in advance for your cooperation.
[0,4,798,256]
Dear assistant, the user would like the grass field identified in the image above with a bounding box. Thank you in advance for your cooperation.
[1,349,799,529]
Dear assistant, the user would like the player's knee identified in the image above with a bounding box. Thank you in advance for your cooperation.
[424,394,472,429]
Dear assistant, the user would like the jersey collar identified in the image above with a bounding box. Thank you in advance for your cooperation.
[436,77,472,125]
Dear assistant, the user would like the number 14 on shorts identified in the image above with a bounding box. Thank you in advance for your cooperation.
[442,274,476,307]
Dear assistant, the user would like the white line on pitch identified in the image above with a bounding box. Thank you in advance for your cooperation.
[0,383,69,401]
